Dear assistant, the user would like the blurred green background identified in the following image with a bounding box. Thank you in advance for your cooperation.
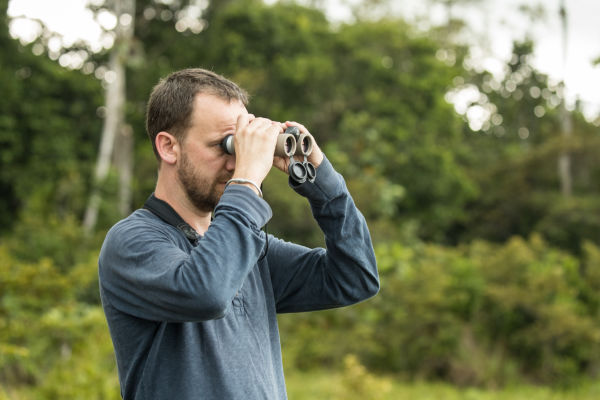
[2,0,600,398]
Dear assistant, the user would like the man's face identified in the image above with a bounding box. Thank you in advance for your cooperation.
[177,93,246,213]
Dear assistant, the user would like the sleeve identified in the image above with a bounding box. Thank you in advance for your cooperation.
[98,185,272,323]
[267,155,379,313]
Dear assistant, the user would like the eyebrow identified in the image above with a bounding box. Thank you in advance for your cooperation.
[218,123,236,135]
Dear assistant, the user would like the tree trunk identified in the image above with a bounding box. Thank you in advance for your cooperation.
[558,85,573,197]
[83,0,136,234]
[116,123,134,217]
[558,0,572,197]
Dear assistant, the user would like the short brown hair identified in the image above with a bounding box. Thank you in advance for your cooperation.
[145,68,249,160]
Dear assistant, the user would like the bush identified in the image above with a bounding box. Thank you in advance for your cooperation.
[0,243,119,398]
[279,235,600,387]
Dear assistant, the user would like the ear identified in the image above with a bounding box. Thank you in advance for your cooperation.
[155,131,179,166]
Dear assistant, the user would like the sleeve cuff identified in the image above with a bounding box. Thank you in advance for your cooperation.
[289,154,345,204]
[216,184,273,228]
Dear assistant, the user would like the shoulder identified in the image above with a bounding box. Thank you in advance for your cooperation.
[100,209,182,258]
[107,209,169,239]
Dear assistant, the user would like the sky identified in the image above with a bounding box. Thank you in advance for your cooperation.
[7,0,600,121]
[314,0,600,121]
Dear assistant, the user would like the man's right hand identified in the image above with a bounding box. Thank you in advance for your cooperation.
[230,113,283,187]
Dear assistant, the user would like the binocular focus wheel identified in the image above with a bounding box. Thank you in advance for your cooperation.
[289,160,307,184]
[285,126,300,138]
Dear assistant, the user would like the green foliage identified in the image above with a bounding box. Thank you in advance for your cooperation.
[0,40,103,233]
[285,369,600,400]
[458,40,600,253]
[3,0,600,396]
[321,20,477,242]
[0,242,118,398]
[279,236,600,387]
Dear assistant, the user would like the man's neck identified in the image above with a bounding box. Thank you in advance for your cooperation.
[154,178,212,236]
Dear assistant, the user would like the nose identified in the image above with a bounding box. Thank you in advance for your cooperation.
[225,154,236,171]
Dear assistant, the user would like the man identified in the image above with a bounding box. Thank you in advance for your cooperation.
[98,68,379,399]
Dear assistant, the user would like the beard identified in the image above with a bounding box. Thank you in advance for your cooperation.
[178,150,229,213]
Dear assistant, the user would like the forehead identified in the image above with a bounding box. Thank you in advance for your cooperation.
[190,93,246,132]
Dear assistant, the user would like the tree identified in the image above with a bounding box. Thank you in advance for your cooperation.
[326,19,476,243]
[456,38,600,253]
[0,0,103,235]
[558,0,572,197]
[83,0,136,234]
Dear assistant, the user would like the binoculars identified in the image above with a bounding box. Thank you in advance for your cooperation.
[221,126,316,184]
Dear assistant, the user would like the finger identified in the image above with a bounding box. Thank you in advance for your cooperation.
[247,117,273,133]
[236,113,250,133]
[284,121,309,134]
[249,118,283,139]
[271,121,284,134]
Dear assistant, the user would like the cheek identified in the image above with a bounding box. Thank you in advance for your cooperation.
[224,155,236,171]
[191,147,219,166]
[183,145,229,175]
[199,153,230,179]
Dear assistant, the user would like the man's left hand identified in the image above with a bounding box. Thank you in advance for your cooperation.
[272,121,324,176]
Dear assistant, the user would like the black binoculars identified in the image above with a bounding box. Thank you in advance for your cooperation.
[221,126,316,184]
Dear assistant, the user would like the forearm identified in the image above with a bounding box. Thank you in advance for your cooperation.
[269,156,379,312]
[99,185,272,322]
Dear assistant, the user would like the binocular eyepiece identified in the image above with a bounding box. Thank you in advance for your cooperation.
[220,126,317,184]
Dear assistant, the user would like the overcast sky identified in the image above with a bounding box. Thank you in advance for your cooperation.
[315,0,600,120]
[7,0,600,121]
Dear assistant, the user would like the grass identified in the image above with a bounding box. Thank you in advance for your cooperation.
[285,367,600,400]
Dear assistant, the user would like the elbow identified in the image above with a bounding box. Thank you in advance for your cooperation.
[343,276,378,306]
[354,246,379,300]
[188,290,232,321]
[330,257,380,305]
[339,263,380,305]
[368,254,380,297]
[362,271,380,300]
[202,303,228,321]
[358,258,380,300]
[368,275,380,298]
[205,293,232,320]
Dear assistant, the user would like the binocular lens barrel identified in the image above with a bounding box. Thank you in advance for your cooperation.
[219,126,316,184]
[278,134,296,157]
[295,133,313,156]
[284,126,313,157]
[221,133,297,157]
[221,135,235,155]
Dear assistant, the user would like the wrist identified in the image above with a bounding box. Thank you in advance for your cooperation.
[309,149,324,169]
[226,178,263,198]
[232,163,266,186]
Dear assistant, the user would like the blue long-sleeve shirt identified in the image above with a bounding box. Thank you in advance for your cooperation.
[98,156,379,399]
